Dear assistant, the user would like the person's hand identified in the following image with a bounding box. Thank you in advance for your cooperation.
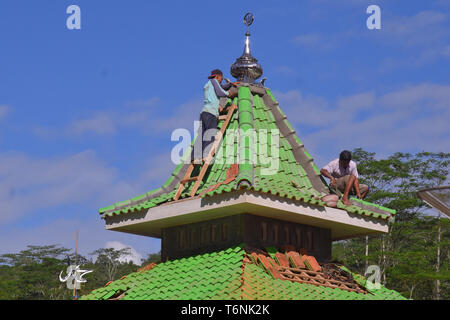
[357,192,362,199]
[231,82,240,86]
[228,91,237,98]
[330,178,337,188]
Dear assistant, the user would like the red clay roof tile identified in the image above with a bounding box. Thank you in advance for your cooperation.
[256,254,275,270]
[137,262,158,273]
[304,255,322,272]
[286,251,305,269]
[274,252,290,267]
[267,256,278,268]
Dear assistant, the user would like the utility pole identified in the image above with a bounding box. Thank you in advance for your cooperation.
[365,235,369,271]
[436,212,441,300]
[73,231,79,300]
[381,235,386,285]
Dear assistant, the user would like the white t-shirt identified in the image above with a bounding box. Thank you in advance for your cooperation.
[322,159,359,179]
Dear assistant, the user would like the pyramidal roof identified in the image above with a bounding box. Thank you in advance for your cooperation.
[99,85,396,222]
[81,244,405,300]
[86,19,404,300]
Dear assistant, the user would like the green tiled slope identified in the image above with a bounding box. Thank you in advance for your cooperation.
[99,85,395,220]
[81,244,246,300]
[81,244,406,300]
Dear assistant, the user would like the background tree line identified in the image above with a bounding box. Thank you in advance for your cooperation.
[332,149,449,300]
[0,149,448,300]
[0,245,161,300]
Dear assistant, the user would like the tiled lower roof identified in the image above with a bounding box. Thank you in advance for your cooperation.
[81,244,406,300]
[98,85,395,221]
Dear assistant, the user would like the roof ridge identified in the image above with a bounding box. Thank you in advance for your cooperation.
[235,85,254,189]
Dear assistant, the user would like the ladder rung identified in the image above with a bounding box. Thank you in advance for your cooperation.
[180,176,199,184]
[218,115,227,120]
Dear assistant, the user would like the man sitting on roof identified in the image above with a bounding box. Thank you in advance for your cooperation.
[191,69,238,164]
[320,150,369,206]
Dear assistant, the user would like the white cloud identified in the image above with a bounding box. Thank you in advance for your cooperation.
[292,33,324,47]
[290,31,356,51]
[273,89,376,127]
[0,105,11,121]
[435,0,450,6]
[273,65,298,77]
[67,112,117,136]
[275,83,450,166]
[336,92,376,113]
[291,10,450,72]
[105,241,143,265]
[385,11,447,42]
[139,151,179,185]
[33,96,202,139]
[375,10,450,72]
[0,149,140,224]
[443,45,450,58]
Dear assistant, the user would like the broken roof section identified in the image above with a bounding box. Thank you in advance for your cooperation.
[98,84,396,224]
[81,244,405,300]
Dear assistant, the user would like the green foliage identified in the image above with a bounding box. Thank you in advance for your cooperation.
[141,251,161,265]
[333,149,450,300]
[0,245,72,300]
[0,244,152,300]
[352,149,449,221]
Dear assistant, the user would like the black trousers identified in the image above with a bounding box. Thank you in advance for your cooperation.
[191,111,217,161]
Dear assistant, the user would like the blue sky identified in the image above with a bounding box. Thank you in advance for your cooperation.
[0,0,449,262]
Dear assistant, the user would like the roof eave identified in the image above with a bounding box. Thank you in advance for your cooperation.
[104,189,389,240]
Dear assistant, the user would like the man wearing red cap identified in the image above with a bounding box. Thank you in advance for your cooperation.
[191,69,238,164]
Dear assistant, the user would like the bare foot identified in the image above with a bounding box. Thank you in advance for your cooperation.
[342,197,352,206]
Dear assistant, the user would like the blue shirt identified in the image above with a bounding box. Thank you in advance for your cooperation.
[201,79,230,117]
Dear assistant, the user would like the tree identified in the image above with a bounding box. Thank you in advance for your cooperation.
[0,245,74,300]
[90,247,132,282]
[333,149,449,300]
[141,251,161,265]
[0,244,145,300]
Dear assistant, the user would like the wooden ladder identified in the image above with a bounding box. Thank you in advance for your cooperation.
[173,104,238,201]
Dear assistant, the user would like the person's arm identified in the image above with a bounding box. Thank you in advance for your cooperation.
[221,82,233,91]
[320,168,336,187]
[211,79,229,98]
[354,179,362,199]
[222,80,240,90]
[351,163,362,198]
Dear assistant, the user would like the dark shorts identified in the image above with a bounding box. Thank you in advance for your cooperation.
[191,111,217,161]
[335,175,369,195]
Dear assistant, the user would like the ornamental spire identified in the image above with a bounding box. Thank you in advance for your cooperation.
[230,13,263,84]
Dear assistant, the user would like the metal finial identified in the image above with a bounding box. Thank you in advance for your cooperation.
[243,12,254,55]
[244,12,254,28]
[230,12,263,84]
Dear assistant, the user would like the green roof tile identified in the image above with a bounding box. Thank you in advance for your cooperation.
[98,86,395,225]
[83,243,403,300]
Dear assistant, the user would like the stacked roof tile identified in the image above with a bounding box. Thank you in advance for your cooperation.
[81,244,406,300]
[98,85,395,221]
